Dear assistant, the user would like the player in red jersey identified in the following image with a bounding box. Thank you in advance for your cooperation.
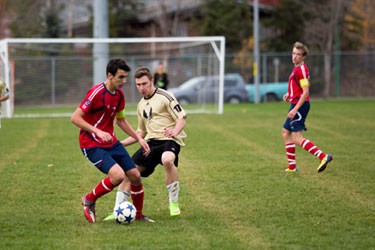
[71,58,151,223]
[282,42,333,173]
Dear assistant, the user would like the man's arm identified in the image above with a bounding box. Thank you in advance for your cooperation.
[0,95,9,102]
[116,118,150,155]
[287,85,309,119]
[0,90,10,102]
[70,107,113,143]
[164,118,186,138]
[120,130,146,147]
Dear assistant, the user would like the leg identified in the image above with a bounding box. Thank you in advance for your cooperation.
[113,175,131,212]
[293,131,324,160]
[86,164,124,202]
[83,164,124,223]
[114,164,146,208]
[162,151,179,186]
[162,151,181,217]
[105,165,154,222]
[124,167,144,220]
[292,131,333,172]
[282,128,297,171]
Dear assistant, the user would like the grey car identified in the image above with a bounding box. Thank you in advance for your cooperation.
[169,73,249,105]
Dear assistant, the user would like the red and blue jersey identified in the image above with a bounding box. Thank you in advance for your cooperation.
[288,64,310,104]
[78,83,125,148]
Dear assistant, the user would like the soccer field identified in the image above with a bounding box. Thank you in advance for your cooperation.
[0,99,374,249]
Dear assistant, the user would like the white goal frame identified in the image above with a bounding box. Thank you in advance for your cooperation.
[0,36,225,118]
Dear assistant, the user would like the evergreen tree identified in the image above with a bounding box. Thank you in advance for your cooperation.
[198,0,252,52]
[42,8,61,38]
[262,0,309,51]
[108,0,143,37]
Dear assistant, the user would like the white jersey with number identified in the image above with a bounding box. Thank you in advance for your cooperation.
[137,88,187,146]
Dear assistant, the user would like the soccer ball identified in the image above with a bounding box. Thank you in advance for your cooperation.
[114,201,137,224]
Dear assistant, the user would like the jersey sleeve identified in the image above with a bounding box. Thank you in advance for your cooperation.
[167,95,187,121]
[79,88,95,113]
[298,65,310,87]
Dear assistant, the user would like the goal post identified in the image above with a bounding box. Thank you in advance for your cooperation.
[0,37,225,117]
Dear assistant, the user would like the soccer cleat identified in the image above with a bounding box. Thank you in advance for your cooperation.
[81,195,96,223]
[282,167,299,173]
[136,215,155,223]
[317,154,333,172]
[103,213,115,221]
[169,202,181,217]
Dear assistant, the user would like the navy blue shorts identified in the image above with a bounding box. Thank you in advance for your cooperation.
[81,141,136,174]
[283,102,310,132]
[132,140,180,177]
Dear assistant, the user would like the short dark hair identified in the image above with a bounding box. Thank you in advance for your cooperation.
[106,58,131,76]
[134,66,153,80]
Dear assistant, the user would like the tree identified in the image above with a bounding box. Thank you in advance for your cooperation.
[198,0,253,53]
[303,0,364,98]
[263,0,365,98]
[5,0,45,38]
[150,0,183,37]
[108,0,143,38]
[340,0,372,50]
[3,0,65,38]
[262,0,310,52]
[42,8,62,38]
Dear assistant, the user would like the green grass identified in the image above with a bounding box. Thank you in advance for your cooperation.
[0,99,374,249]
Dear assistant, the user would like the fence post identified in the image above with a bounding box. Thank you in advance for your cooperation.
[51,57,56,105]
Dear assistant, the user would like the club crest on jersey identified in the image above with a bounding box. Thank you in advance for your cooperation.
[143,108,153,120]
[83,99,91,108]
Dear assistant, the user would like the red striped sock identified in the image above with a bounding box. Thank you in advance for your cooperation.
[300,139,326,160]
[130,184,144,219]
[285,142,296,170]
[86,177,114,203]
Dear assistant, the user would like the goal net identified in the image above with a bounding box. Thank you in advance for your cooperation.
[0,37,225,118]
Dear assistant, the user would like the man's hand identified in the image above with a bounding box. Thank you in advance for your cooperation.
[96,130,113,143]
[164,128,176,138]
[287,109,297,119]
[283,93,290,102]
[138,138,150,156]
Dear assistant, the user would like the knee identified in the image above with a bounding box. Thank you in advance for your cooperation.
[282,129,291,141]
[291,134,304,146]
[126,168,141,185]
[109,166,126,186]
[162,156,175,169]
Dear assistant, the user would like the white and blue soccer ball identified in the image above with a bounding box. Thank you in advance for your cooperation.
[114,201,137,224]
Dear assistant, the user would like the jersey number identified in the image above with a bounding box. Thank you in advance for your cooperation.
[174,104,182,112]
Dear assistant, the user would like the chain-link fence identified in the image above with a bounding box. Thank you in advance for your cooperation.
[226,51,375,98]
[6,47,375,116]
[5,39,225,115]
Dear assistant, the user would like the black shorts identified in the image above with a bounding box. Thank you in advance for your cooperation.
[132,140,181,177]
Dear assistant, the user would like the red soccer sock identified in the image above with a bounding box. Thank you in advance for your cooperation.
[86,177,114,203]
[285,142,296,169]
[300,139,326,160]
[130,184,144,219]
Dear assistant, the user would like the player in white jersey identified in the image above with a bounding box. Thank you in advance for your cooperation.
[105,66,186,221]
